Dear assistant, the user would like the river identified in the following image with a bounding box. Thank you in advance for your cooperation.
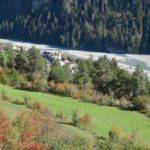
[0,38,150,78]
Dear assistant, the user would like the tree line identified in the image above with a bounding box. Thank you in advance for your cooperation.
[0,46,150,116]
[0,0,149,53]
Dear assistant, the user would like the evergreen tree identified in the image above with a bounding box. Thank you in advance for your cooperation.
[15,48,29,73]
[132,65,149,97]
[48,64,72,83]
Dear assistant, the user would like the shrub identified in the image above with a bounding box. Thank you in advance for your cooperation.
[11,107,57,149]
[8,69,24,87]
[91,93,115,106]
[36,135,91,150]
[109,126,123,141]
[78,114,91,130]
[33,102,43,110]
[55,112,66,120]
[29,102,44,110]
[22,142,48,150]
[96,127,149,150]
[0,112,9,145]
[64,136,91,149]
[48,82,76,97]
[0,67,24,86]
[11,99,25,105]
[0,90,9,101]
[71,110,91,130]
[32,79,48,92]
[0,68,10,85]
[120,98,134,110]
[23,95,32,108]
[71,110,80,127]
[72,91,81,99]
[134,96,150,115]
[69,85,81,99]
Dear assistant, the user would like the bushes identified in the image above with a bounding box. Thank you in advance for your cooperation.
[120,98,134,110]
[48,81,71,96]
[23,96,44,110]
[0,67,24,86]
[1,66,150,117]
[79,114,91,130]
[31,73,48,92]
[11,99,25,105]
[71,110,80,127]
[15,81,32,91]
[0,67,9,85]
[0,112,9,145]
[108,126,123,141]
[94,94,115,106]
[96,126,149,150]
[48,81,117,106]
[23,96,31,108]
[32,79,48,92]
[134,96,150,116]
[55,112,66,120]
[0,90,9,101]
[36,135,91,150]
[9,107,56,150]
[0,108,92,150]
[71,110,91,130]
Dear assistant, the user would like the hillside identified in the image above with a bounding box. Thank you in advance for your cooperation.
[0,84,150,142]
[0,0,150,54]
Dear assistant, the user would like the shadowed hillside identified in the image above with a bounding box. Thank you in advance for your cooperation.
[0,0,149,53]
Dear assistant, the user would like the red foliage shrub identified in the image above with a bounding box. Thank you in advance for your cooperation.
[11,108,57,149]
[79,114,91,130]
[12,107,57,149]
[34,102,43,110]
[0,135,7,144]
[0,111,9,143]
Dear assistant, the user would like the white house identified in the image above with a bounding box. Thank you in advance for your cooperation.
[13,45,21,50]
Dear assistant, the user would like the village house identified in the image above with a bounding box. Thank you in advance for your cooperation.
[43,51,61,62]
[42,50,78,74]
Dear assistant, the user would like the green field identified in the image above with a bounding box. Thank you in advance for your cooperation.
[0,84,150,142]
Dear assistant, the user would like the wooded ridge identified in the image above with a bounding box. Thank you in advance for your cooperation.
[0,0,149,54]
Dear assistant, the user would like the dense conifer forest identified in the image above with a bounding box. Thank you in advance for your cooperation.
[0,0,150,53]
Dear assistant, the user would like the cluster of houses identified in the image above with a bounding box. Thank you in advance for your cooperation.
[0,44,29,52]
[0,43,78,74]
[42,51,78,74]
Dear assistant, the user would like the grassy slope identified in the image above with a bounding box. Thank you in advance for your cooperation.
[0,100,27,120]
[0,84,150,142]
[0,100,95,146]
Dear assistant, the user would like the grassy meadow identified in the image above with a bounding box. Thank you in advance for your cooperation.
[0,84,150,143]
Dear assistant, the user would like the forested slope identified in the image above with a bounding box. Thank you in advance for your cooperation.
[0,0,149,53]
